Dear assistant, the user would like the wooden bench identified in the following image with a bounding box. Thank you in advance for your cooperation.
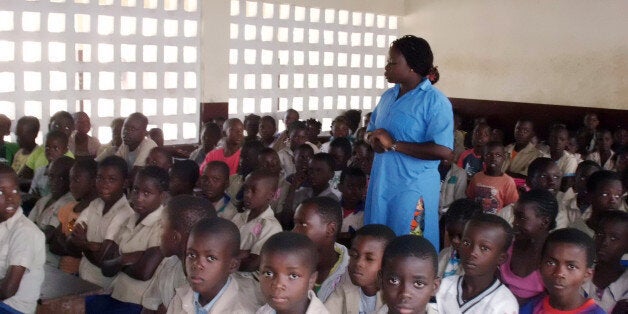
[37,264,104,314]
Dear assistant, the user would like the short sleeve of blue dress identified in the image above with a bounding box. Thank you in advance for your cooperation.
[365,79,453,251]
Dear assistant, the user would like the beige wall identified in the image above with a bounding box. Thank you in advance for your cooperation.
[402,0,628,109]
[200,0,405,103]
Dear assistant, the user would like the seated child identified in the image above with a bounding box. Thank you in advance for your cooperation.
[503,119,545,182]
[293,196,349,302]
[29,130,71,199]
[587,129,615,170]
[11,116,39,174]
[257,148,291,214]
[28,156,75,244]
[457,122,491,178]
[199,118,244,176]
[225,140,265,207]
[50,159,98,275]
[438,199,482,279]
[547,124,578,190]
[244,114,261,142]
[436,214,518,313]
[189,122,221,165]
[230,170,282,272]
[87,166,168,312]
[0,115,17,167]
[0,165,45,314]
[520,228,605,313]
[570,170,623,237]
[168,217,257,313]
[116,112,158,174]
[559,161,602,226]
[288,153,340,214]
[348,141,373,184]
[148,128,164,147]
[70,155,134,289]
[168,159,199,197]
[466,141,519,214]
[141,195,216,313]
[328,137,352,198]
[69,112,101,158]
[338,167,367,243]
[582,210,628,313]
[96,118,124,162]
[145,147,173,172]
[277,121,309,177]
[325,224,395,314]
[376,234,441,314]
[500,189,558,305]
[258,116,277,148]
[256,232,329,314]
[320,116,351,153]
[306,118,322,147]
[284,144,314,188]
[200,161,237,220]
[439,156,468,215]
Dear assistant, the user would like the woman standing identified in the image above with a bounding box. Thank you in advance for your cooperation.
[366,35,453,251]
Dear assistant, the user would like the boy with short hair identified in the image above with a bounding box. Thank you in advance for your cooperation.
[256,232,329,314]
[325,224,395,314]
[504,119,545,181]
[288,153,339,214]
[466,141,519,214]
[141,195,216,313]
[115,112,158,173]
[277,121,309,178]
[338,167,367,240]
[11,116,39,174]
[168,159,199,197]
[200,161,237,220]
[548,124,578,190]
[200,118,244,176]
[146,147,173,172]
[189,122,222,166]
[0,165,45,314]
[436,214,518,313]
[377,234,441,314]
[570,170,623,237]
[293,196,349,302]
[519,228,605,313]
[29,130,71,199]
[225,140,266,207]
[328,137,352,198]
[438,156,468,215]
[457,122,491,178]
[167,217,257,313]
[231,170,282,271]
[69,111,101,158]
[438,199,483,279]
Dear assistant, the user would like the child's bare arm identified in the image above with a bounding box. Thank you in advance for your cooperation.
[0,266,26,300]
[119,247,164,281]
[42,225,56,243]
[100,240,122,277]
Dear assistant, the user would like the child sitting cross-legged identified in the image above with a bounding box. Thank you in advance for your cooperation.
[436,213,518,313]
[140,195,216,313]
[0,164,45,314]
[292,196,349,303]
[437,199,482,279]
[86,166,169,313]
[519,228,605,313]
[325,224,395,314]
[231,169,282,272]
[376,234,441,314]
[256,232,330,314]
[167,217,257,313]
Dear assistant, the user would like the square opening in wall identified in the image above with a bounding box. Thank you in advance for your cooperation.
[143,45,157,62]
[164,72,177,89]
[183,98,197,114]
[50,71,67,91]
[242,98,255,113]
[98,43,114,63]
[0,11,14,31]
[48,13,66,33]
[262,2,273,19]
[164,19,178,37]
[120,98,137,116]
[184,72,196,89]
[22,12,40,32]
[260,98,272,113]
[120,16,136,35]
[48,42,66,62]
[24,101,42,119]
[98,15,114,35]
[75,72,92,90]
[0,73,15,93]
[121,44,136,62]
[162,123,178,141]
[98,98,114,117]
[143,98,157,116]
[23,71,42,91]
[309,8,320,22]
[143,72,157,89]
[99,71,115,90]
[23,41,41,62]
[163,98,177,115]
[164,46,178,63]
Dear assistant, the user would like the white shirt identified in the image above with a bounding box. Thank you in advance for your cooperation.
[115,137,157,170]
[231,206,282,255]
[436,275,518,314]
[141,256,186,310]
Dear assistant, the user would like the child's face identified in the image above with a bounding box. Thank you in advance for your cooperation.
[244,119,259,137]
[75,113,91,134]
[259,251,316,314]
[329,146,348,171]
[146,150,171,171]
[294,149,313,173]
[446,220,466,250]
[131,175,164,216]
[595,131,613,151]
[284,111,299,128]
[549,129,569,151]
[242,176,274,211]
[513,202,548,239]
[471,126,491,148]
[16,121,37,145]
[306,122,320,141]
[339,175,366,205]
[590,180,623,212]
[293,203,331,247]
[307,159,333,188]
[45,137,67,162]
[168,173,189,197]
[566,136,579,154]
[595,220,628,263]
[258,153,281,175]
[200,166,228,202]
[483,146,505,174]
[289,129,308,150]
[331,122,349,138]
[348,236,385,290]
[69,166,93,200]
[531,164,562,195]
[0,174,21,222]
[159,213,179,257]
[201,127,219,150]
[225,121,244,146]
[149,129,164,147]
[574,166,597,194]
[48,160,70,198]
[185,232,238,300]
[514,121,534,145]
[380,256,440,314]
[259,119,276,140]
[238,148,259,174]
[122,117,146,149]
[96,166,125,204]
[458,222,507,277]
[540,242,592,301]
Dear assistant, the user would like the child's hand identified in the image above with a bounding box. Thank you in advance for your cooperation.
[292,171,307,188]
[70,222,88,243]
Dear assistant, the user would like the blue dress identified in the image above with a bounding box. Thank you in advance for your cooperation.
[365,79,453,251]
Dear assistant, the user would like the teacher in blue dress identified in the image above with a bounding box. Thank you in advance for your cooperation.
[365,35,453,251]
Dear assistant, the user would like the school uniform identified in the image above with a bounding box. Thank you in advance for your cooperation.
[110,206,164,304]
[324,273,384,314]
[115,137,158,171]
[270,178,291,213]
[439,163,468,214]
[436,275,518,314]
[226,173,245,206]
[438,246,463,279]
[188,146,209,165]
[375,304,438,314]
[167,276,257,314]
[76,196,134,288]
[69,131,101,157]
[503,142,545,177]
[555,151,578,178]
[317,243,350,303]
[341,200,365,233]
[277,146,296,178]
[329,170,342,199]
[141,256,187,311]
[231,206,282,255]
[256,290,330,314]
[0,208,45,314]
[28,191,74,266]
[581,269,628,313]
[95,143,118,162]
[28,165,50,196]
[586,150,615,170]
[213,194,238,220]
[293,186,340,210]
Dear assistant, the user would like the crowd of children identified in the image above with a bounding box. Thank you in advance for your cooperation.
[0,108,625,314]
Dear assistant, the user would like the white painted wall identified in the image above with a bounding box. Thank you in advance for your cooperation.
[401,0,628,109]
